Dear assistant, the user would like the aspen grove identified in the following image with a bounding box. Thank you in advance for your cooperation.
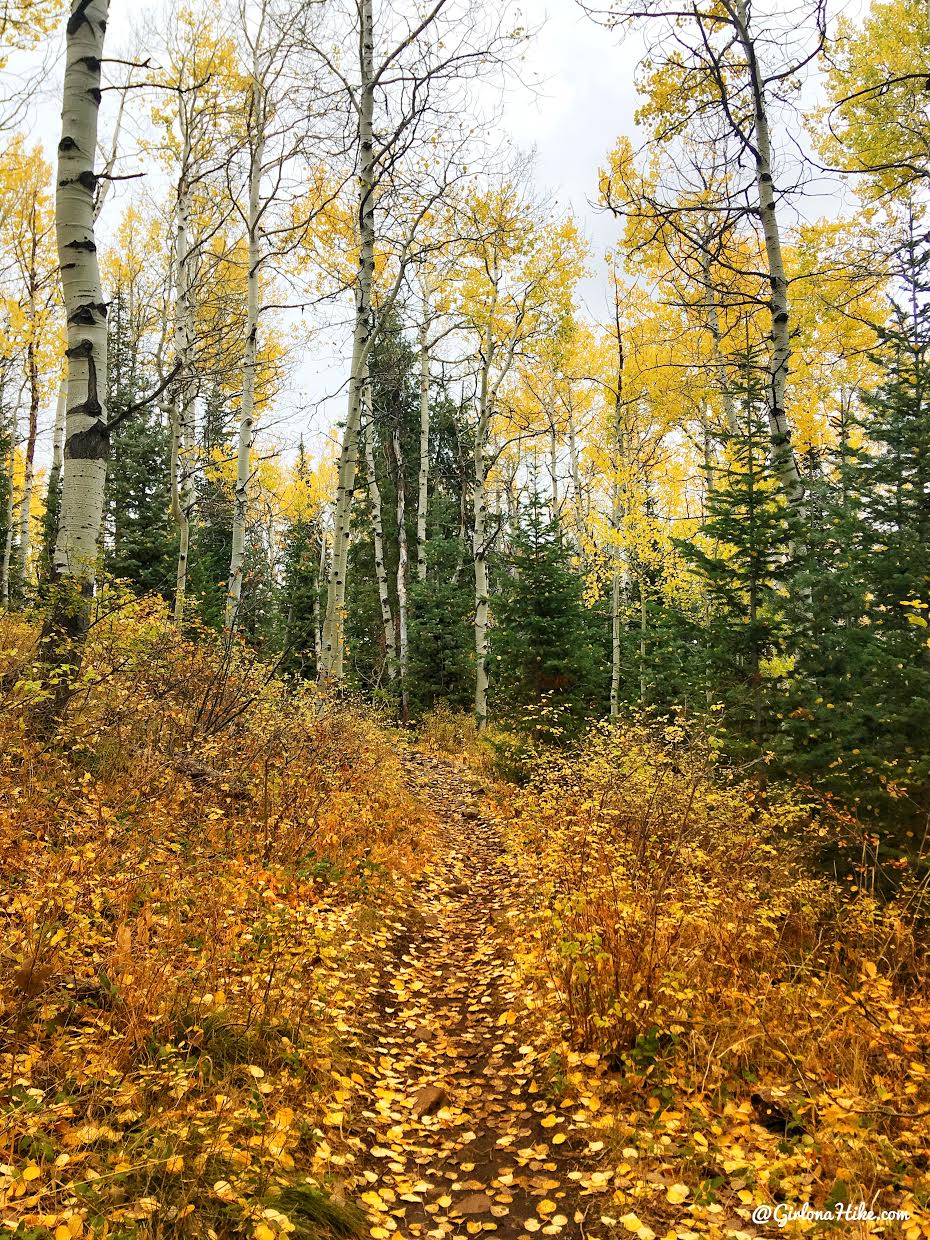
[0,0,929,1237]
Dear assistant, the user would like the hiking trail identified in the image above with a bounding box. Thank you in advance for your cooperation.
[325,750,631,1240]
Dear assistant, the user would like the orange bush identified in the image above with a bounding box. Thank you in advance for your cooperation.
[496,720,930,1230]
[0,596,430,1237]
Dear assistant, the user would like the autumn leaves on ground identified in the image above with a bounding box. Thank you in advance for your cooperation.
[0,608,927,1240]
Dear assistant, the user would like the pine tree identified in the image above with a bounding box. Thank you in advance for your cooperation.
[678,353,795,756]
[104,289,177,598]
[491,485,601,739]
[279,443,323,678]
[783,229,930,823]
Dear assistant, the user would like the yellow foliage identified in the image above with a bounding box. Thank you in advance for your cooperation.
[495,720,930,1225]
[0,600,431,1235]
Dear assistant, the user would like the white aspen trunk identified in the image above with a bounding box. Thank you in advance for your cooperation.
[0,397,15,608]
[701,250,738,438]
[472,446,490,731]
[638,575,647,704]
[609,482,621,720]
[319,0,375,684]
[225,68,264,635]
[172,170,197,622]
[700,410,715,509]
[46,375,67,533]
[393,422,409,720]
[313,521,326,665]
[732,0,804,515]
[52,0,110,589]
[548,422,559,518]
[17,340,40,597]
[473,349,493,731]
[566,410,587,540]
[363,376,397,678]
[610,316,626,716]
[416,316,429,582]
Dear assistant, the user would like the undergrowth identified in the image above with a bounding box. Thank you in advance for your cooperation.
[0,595,431,1238]
[494,720,930,1233]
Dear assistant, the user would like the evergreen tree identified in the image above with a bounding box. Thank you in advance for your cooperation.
[781,227,930,825]
[279,442,323,678]
[678,355,795,757]
[491,486,601,739]
[103,288,177,598]
[406,395,476,716]
[408,495,474,715]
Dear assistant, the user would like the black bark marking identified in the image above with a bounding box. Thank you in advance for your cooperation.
[65,420,110,461]
[67,0,96,36]
[67,302,107,327]
[63,348,110,463]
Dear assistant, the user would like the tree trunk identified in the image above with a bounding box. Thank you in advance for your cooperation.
[610,310,626,717]
[225,74,264,636]
[700,249,738,438]
[567,411,585,536]
[51,0,110,587]
[172,173,197,622]
[416,316,429,582]
[44,374,67,564]
[16,340,40,601]
[473,353,492,732]
[731,0,804,515]
[38,0,110,727]
[548,422,559,519]
[319,0,375,684]
[393,422,409,720]
[0,394,15,608]
[313,522,326,667]
[363,373,397,679]
[609,479,622,719]
[638,575,647,704]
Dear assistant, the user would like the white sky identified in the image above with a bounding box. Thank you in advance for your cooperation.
[5,0,643,466]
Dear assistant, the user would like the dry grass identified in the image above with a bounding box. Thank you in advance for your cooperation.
[0,595,431,1238]
[493,720,930,1233]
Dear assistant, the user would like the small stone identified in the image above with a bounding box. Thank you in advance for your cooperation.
[412,1084,448,1116]
[453,1193,494,1216]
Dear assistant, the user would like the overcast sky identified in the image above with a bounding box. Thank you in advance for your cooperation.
[6,0,646,463]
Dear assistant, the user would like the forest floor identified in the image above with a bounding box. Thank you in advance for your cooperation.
[320,751,693,1240]
[1,606,926,1240]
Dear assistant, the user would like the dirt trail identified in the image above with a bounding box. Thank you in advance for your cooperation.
[336,751,619,1240]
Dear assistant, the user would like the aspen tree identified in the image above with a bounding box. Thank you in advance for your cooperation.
[0,140,60,598]
[609,300,625,717]
[311,0,523,685]
[416,310,431,583]
[0,386,16,607]
[457,185,586,728]
[38,0,110,714]
[148,5,241,620]
[225,0,303,635]
[224,14,267,634]
[362,365,397,678]
[392,420,410,718]
[317,0,375,683]
[590,0,827,518]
